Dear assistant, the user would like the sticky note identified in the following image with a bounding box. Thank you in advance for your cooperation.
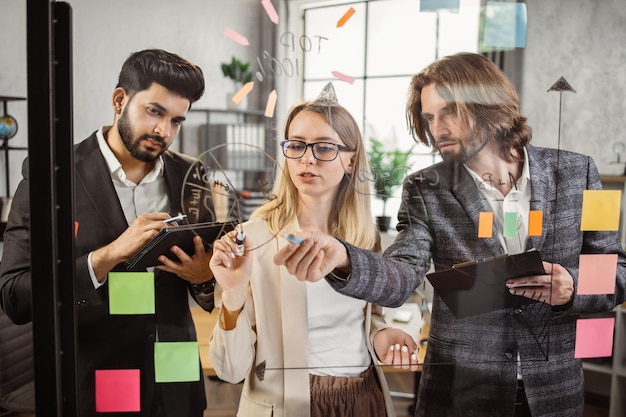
[578,254,618,295]
[262,0,279,24]
[232,81,254,104]
[108,272,155,315]
[336,7,356,27]
[420,0,460,12]
[264,89,277,118]
[478,212,494,238]
[95,369,141,412]
[528,210,543,236]
[74,221,79,238]
[574,317,614,358]
[483,2,527,48]
[503,212,518,237]
[331,70,355,84]
[580,190,621,231]
[154,342,200,383]
[224,27,249,46]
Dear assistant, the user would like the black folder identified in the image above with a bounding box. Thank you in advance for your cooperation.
[125,221,235,271]
[426,250,545,318]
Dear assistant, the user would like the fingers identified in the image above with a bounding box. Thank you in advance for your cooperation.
[385,343,419,371]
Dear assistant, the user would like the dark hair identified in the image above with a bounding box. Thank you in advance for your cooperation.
[116,49,205,106]
[406,52,532,162]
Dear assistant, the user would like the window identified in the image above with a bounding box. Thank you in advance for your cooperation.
[298,0,482,219]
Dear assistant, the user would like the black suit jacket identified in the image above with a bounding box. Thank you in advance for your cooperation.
[0,132,215,416]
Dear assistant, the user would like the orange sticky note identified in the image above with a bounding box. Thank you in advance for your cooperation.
[232,81,254,104]
[528,210,542,236]
[478,212,493,238]
[577,254,618,295]
[74,221,79,238]
[580,190,621,231]
[337,7,356,27]
[95,369,141,412]
[264,89,277,118]
[574,317,614,358]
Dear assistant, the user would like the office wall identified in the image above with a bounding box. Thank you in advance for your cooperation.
[522,0,626,176]
[2,0,626,194]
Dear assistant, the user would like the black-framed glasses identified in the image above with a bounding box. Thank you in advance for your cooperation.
[280,140,353,162]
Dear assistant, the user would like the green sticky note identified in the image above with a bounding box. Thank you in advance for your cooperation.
[154,342,200,383]
[108,272,155,315]
[503,212,518,237]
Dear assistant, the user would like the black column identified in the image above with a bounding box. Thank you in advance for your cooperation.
[26,1,78,416]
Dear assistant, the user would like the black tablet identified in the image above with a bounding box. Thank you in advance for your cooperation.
[125,221,235,271]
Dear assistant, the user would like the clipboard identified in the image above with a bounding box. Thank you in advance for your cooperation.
[426,250,545,318]
[125,221,235,271]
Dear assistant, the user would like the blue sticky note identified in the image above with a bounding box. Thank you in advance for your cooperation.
[420,0,460,12]
[483,2,527,48]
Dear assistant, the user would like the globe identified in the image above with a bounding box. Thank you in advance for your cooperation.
[0,115,18,139]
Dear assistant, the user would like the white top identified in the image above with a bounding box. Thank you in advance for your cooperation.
[306,278,371,377]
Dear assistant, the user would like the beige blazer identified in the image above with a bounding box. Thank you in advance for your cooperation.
[210,218,396,417]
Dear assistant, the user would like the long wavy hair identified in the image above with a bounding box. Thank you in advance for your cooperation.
[252,101,378,251]
[406,52,532,162]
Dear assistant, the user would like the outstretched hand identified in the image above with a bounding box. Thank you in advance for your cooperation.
[272,230,350,282]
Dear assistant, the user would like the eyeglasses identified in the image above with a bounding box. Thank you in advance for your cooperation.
[280,140,353,162]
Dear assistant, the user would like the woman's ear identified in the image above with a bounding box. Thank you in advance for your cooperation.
[345,155,355,174]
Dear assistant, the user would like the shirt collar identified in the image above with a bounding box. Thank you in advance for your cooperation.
[465,147,531,193]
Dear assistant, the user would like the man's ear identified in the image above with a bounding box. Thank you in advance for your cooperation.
[112,87,127,114]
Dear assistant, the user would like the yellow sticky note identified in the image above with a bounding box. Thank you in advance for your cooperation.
[580,190,621,231]
[478,212,493,238]
[528,210,543,236]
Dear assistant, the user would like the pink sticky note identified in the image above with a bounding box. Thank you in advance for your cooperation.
[578,254,618,295]
[574,317,615,358]
[331,70,355,84]
[262,0,279,24]
[224,27,249,46]
[264,89,277,118]
[95,369,141,412]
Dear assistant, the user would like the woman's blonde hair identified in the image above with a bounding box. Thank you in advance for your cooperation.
[252,101,378,251]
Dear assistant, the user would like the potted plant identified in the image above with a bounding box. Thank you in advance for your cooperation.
[221,56,253,110]
[367,137,414,232]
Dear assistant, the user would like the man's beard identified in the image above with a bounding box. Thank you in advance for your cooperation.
[440,134,488,164]
[117,109,167,162]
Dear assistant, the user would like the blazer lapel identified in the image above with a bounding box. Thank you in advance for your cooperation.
[449,163,503,255]
[527,147,553,252]
[74,134,127,237]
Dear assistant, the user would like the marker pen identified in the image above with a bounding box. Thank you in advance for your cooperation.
[162,214,187,224]
[235,225,245,256]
